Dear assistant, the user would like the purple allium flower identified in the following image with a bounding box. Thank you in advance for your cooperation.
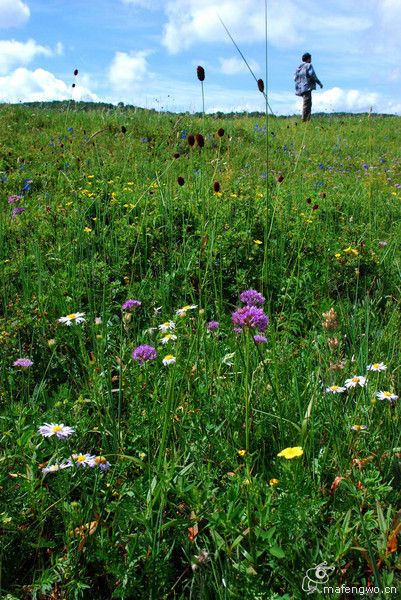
[239,289,265,306]
[12,206,25,219]
[122,298,141,311]
[207,321,220,331]
[13,358,33,368]
[231,305,269,332]
[8,195,22,204]
[233,327,243,335]
[132,344,157,365]
[254,335,267,344]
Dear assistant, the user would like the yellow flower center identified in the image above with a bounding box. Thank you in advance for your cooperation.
[67,313,77,319]
[383,391,391,397]
[331,386,339,390]
[76,455,86,462]
[164,355,174,361]
[372,363,380,369]
[352,377,359,383]
[52,425,63,432]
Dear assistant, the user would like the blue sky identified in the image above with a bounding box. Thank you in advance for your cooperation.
[1,0,401,115]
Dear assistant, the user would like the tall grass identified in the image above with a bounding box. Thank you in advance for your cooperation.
[0,104,400,599]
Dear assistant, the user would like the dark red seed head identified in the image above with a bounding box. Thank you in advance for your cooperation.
[188,134,195,146]
[277,174,284,183]
[121,126,127,134]
[177,176,185,186]
[195,133,204,148]
[173,152,180,159]
[197,66,205,81]
[312,204,319,210]
[74,69,79,76]
[257,78,264,93]
[213,181,220,192]
[217,128,225,137]
[306,197,312,204]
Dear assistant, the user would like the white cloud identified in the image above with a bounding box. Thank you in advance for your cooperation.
[0,39,53,75]
[0,67,98,103]
[55,42,64,56]
[0,0,30,28]
[218,56,259,75]
[108,50,153,93]
[161,0,372,54]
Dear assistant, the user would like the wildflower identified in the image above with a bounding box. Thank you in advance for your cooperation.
[343,246,359,256]
[335,253,341,259]
[11,206,25,219]
[233,327,242,335]
[68,453,95,467]
[176,305,198,317]
[206,321,219,331]
[378,240,388,248]
[328,337,339,350]
[162,354,176,366]
[377,390,398,402]
[191,550,210,572]
[237,449,246,456]
[312,204,319,210]
[326,385,346,394]
[231,305,268,332]
[239,289,265,306]
[254,335,267,344]
[13,358,33,368]
[254,239,263,245]
[257,78,264,93]
[38,423,75,439]
[344,376,367,388]
[159,321,175,332]
[58,312,86,326]
[132,345,157,365]
[367,362,386,372]
[95,317,102,325]
[322,308,338,330]
[277,446,303,459]
[122,299,141,311]
[161,333,177,344]
[7,195,21,204]
[351,425,367,431]
[83,227,92,233]
[89,456,111,472]
[42,462,70,474]
[196,65,205,81]
[269,478,279,486]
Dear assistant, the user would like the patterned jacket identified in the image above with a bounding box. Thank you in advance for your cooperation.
[294,63,321,96]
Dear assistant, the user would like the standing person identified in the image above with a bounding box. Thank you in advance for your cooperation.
[294,53,323,122]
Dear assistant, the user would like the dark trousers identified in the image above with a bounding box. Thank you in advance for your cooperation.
[302,91,312,121]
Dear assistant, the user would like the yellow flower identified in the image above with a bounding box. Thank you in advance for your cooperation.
[84,227,92,233]
[343,246,359,256]
[237,449,247,456]
[277,446,304,459]
[87,175,94,179]
[65,201,73,207]
[335,253,341,259]
[269,478,279,486]
[254,239,263,245]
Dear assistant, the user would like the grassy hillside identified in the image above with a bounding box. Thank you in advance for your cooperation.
[1,103,400,599]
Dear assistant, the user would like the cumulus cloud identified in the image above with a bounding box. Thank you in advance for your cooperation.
[108,50,153,93]
[0,39,53,75]
[0,0,30,28]
[161,0,372,54]
[218,56,259,75]
[0,67,98,103]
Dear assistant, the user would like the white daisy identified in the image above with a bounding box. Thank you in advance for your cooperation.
[176,304,198,317]
[58,312,86,326]
[42,462,71,474]
[161,334,177,345]
[158,321,175,332]
[38,423,75,439]
[67,453,96,467]
[377,390,398,402]
[367,362,387,372]
[162,354,176,366]
[344,375,367,388]
[326,385,346,394]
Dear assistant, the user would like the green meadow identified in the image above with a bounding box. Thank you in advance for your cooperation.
[1,103,400,599]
